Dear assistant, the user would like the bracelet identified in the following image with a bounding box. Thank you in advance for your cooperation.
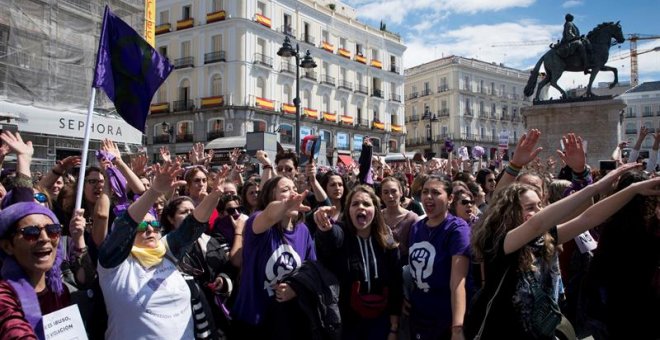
[73,246,88,254]
[505,164,521,177]
[451,325,463,331]
[235,233,243,237]
[508,161,523,171]
[572,167,590,179]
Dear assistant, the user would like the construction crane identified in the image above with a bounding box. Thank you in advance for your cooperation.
[491,33,660,87]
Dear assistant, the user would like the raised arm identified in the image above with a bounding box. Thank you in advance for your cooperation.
[0,131,32,178]
[306,161,327,202]
[252,190,310,234]
[256,150,276,189]
[627,126,648,164]
[503,163,640,254]
[494,129,543,194]
[102,139,146,196]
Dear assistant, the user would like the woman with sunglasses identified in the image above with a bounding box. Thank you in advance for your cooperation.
[449,187,478,226]
[0,202,69,338]
[97,161,224,339]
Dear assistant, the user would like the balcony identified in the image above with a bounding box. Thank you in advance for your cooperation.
[464,110,473,117]
[153,135,170,144]
[253,53,273,68]
[321,75,336,87]
[501,114,510,121]
[437,85,449,93]
[407,92,418,100]
[338,48,351,59]
[420,88,432,97]
[511,115,521,122]
[358,119,369,127]
[207,130,225,140]
[625,129,637,134]
[150,102,170,114]
[438,109,449,117]
[176,18,194,30]
[370,59,382,69]
[390,93,401,102]
[302,70,317,81]
[174,56,194,69]
[206,10,226,24]
[280,61,295,74]
[355,85,368,95]
[405,115,420,123]
[371,89,384,98]
[321,41,334,53]
[155,23,171,35]
[204,51,226,64]
[301,34,316,46]
[201,96,224,108]
[624,113,636,118]
[643,111,654,117]
[176,133,194,143]
[279,25,296,38]
[390,65,400,74]
[338,79,353,91]
[173,99,194,112]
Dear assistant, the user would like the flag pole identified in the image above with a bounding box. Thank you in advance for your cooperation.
[74,87,97,211]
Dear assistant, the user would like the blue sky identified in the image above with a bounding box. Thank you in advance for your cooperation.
[343,0,660,90]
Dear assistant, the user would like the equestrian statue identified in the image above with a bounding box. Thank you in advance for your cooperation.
[524,15,625,102]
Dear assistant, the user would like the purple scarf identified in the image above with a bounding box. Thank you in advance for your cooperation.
[96,150,130,215]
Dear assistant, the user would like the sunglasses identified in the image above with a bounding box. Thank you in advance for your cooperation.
[137,220,162,232]
[225,207,242,216]
[33,192,48,203]
[460,199,475,206]
[17,224,62,242]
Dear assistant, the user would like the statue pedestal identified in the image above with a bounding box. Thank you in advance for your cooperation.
[521,99,625,169]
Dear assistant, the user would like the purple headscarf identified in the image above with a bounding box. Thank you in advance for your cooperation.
[0,202,64,339]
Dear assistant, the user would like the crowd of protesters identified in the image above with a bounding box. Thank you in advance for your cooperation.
[0,126,657,340]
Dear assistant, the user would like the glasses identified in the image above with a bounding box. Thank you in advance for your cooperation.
[225,207,243,216]
[85,178,104,185]
[277,166,295,173]
[460,199,475,206]
[33,193,48,203]
[16,224,62,242]
[137,220,162,232]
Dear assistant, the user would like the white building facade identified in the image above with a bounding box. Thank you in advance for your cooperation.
[619,81,660,159]
[147,0,406,162]
[404,56,530,159]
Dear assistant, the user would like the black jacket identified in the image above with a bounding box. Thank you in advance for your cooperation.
[282,260,342,340]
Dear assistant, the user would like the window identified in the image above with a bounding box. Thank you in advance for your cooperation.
[256,38,265,55]
[465,98,471,114]
[179,79,190,101]
[253,120,266,132]
[211,34,222,51]
[177,121,192,137]
[340,67,346,82]
[283,13,291,30]
[211,74,222,96]
[211,0,223,12]
[356,43,363,55]
[322,30,329,42]
[303,22,311,42]
[283,84,291,104]
[209,119,224,132]
[336,132,349,149]
[256,77,265,98]
[340,37,346,49]
[157,87,167,102]
[257,1,266,15]
[490,82,495,95]
[304,90,311,108]
[182,5,191,20]
[389,140,397,153]
[323,95,330,113]
[371,48,379,60]
[439,77,447,91]
[354,135,363,151]
[279,125,294,143]
[181,41,191,57]
[159,10,169,24]
[340,99,347,114]
[480,127,485,138]
[158,46,167,58]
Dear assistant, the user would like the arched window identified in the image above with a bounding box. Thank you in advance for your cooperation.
[389,140,397,153]
[179,79,190,101]
[176,120,193,142]
[208,119,224,139]
[211,74,222,96]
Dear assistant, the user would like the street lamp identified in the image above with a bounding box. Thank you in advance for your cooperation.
[423,106,438,158]
[278,36,317,154]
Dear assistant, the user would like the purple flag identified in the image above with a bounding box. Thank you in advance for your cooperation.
[93,6,173,133]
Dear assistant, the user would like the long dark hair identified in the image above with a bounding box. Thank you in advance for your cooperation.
[240,180,259,213]
[258,176,304,225]
[160,196,194,234]
[319,171,347,209]
[342,185,397,250]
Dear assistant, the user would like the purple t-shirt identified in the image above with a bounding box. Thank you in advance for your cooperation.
[232,211,317,325]
[408,214,472,325]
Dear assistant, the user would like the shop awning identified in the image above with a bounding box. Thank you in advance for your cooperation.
[338,155,354,167]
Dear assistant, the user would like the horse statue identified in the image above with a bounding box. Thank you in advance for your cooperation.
[524,21,625,101]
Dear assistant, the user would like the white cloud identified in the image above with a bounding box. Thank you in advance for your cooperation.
[402,22,561,69]
[346,0,534,25]
[562,0,583,8]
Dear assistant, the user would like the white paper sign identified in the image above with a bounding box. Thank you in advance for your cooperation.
[574,231,598,254]
[43,304,88,340]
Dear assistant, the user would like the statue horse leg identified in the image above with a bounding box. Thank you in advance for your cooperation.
[585,68,600,97]
[600,65,619,89]
[549,74,568,99]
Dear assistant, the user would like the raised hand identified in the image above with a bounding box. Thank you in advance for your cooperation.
[102,138,121,161]
[631,175,660,196]
[0,143,9,162]
[131,154,149,177]
[69,209,86,243]
[150,161,186,194]
[229,148,241,165]
[593,162,639,195]
[511,129,543,166]
[0,131,33,157]
[189,142,206,165]
[556,133,586,172]
[58,156,81,172]
[230,213,248,235]
[256,150,271,166]
[282,190,311,213]
[159,146,171,163]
